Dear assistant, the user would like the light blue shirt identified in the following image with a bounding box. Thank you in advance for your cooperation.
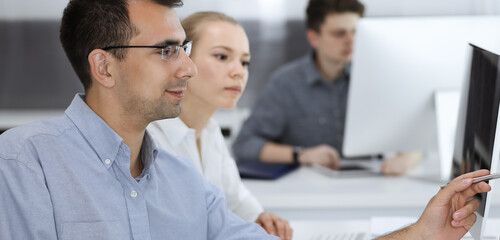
[0,94,276,240]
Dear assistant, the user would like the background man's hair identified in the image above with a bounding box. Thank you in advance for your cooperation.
[306,0,365,32]
[60,0,183,90]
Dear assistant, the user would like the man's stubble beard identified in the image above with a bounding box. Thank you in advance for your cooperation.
[117,83,183,127]
[116,67,186,125]
[129,95,182,125]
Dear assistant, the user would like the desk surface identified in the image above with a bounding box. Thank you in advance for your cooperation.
[242,166,500,220]
[290,218,500,240]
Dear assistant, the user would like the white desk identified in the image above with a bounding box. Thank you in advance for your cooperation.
[290,220,369,240]
[242,166,500,220]
[244,166,500,239]
[290,219,500,240]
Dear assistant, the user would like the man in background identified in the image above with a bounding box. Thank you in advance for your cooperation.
[233,0,420,174]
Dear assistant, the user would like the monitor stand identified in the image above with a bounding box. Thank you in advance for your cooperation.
[434,90,461,181]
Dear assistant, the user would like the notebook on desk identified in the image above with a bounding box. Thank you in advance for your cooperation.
[311,158,382,178]
[291,220,368,240]
[237,161,298,180]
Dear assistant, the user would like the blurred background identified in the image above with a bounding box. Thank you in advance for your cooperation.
[1,0,499,111]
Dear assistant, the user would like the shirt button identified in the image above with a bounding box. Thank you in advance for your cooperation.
[104,159,111,165]
[130,190,138,198]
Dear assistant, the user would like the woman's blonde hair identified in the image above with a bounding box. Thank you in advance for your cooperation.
[181,11,241,53]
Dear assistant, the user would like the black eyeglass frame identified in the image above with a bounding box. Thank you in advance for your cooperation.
[100,41,192,60]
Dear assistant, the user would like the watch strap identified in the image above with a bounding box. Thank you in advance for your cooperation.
[292,146,302,165]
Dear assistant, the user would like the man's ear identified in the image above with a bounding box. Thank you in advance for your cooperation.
[88,49,115,88]
[306,29,319,49]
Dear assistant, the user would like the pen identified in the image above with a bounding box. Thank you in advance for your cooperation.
[472,172,500,183]
[441,172,500,189]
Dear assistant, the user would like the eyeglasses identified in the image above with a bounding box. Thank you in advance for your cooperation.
[101,41,192,61]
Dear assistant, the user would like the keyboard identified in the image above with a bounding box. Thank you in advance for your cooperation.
[308,232,365,240]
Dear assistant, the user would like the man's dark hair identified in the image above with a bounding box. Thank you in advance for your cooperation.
[306,0,365,32]
[60,0,183,90]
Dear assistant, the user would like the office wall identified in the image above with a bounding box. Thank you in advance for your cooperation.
[1,0,500,20]
[1,0,499,109]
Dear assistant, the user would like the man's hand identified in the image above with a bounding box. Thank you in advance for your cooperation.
[378,169,491,239]
[380,151,421,175]
[255,212,293,240]
[298,144,340,169]
[414,169,491,239]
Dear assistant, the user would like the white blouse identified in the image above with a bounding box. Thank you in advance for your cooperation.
[147,117,264,222]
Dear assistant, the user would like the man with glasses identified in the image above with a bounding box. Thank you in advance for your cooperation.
[101,41,192,60]
[0,0,491,239]
[0,0,275,239]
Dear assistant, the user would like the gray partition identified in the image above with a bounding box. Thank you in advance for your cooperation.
[239,20,310,108]
[0,20,83,109]
[0,20,310,110]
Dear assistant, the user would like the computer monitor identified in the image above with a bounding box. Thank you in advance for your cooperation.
[451,44,500,240]
[343,16,500,178]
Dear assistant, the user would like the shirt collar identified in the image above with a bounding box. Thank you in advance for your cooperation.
[150,117,220,147]
[303,51,351,86]
[65,94,158,169]
[142,130,158,170]
[151,118,192,148]
[65,94,123,168]
[343,62,352,80]
[205,118,220,133]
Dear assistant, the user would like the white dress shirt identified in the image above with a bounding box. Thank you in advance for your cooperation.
[148,117,264,222]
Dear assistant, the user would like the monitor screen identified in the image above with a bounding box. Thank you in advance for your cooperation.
[452,44,500,218]
[343,16,500,160]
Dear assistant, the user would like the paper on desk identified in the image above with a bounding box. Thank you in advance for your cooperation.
[369,216,499,239]
[369,217,416,238]
[290,220,368,240]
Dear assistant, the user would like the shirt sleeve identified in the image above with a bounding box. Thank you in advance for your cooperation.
[203,179,278,240]
[232,76,289,161]
[216,130,264,222]
[0,147,57,240]
[223,159,264,222]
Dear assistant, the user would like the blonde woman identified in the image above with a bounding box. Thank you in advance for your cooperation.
[147,12,293,240]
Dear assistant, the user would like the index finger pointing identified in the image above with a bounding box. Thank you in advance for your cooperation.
[436,170,490,204]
